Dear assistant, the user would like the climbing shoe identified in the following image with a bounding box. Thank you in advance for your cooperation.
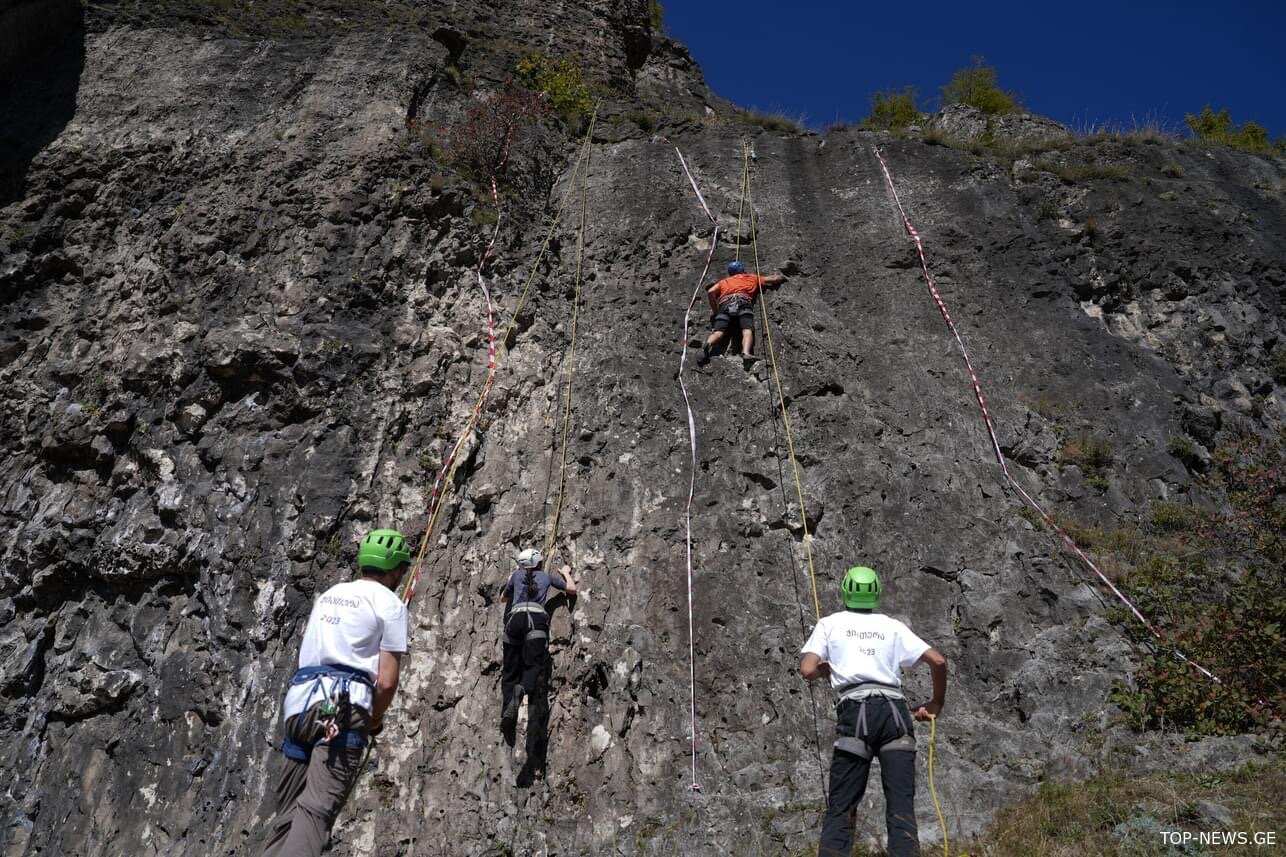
[500,693,522,731]
[742,353,760,366]
[697,345,711,367]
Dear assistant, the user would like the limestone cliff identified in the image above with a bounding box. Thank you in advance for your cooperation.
[1,2,1282,855]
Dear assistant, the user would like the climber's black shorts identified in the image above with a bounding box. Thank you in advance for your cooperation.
[712,298,754,332]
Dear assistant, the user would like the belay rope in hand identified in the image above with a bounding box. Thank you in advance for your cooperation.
[927,716,948,857]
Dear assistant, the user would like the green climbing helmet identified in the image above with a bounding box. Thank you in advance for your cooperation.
[841,565,880,609]
[357,529,411,572]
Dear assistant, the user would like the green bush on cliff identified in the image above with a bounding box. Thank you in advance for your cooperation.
[648,1,665,31]
[516,52,594,127]
[1104,428,1286,736]
[1185,105,1285,155]
[861,86,920,130]
[941,56,1018,115]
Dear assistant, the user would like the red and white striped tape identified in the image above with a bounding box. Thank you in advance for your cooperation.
[871,147,1225,688]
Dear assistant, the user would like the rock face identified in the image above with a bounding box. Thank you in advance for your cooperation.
[1,3,1283,856]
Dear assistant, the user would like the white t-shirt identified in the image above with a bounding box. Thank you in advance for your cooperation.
[282,578,409,720]
[800,611,930,691]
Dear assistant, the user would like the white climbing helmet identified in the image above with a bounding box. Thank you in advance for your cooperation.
[515,548,543,570]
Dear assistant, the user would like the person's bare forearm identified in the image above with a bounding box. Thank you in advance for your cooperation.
[929,660,946,707]
[371,684,397,726]
[371,651,402,729]
[912,648,947,720]
[798,654,831,681]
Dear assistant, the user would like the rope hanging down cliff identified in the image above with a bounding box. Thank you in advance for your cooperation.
[869,147,1236,695]
[740,142,822,621]
[542,109,596,562]
[672,144,719,793]
[736,141,829,797]
[398,108,599,605]
[672,142,829,796]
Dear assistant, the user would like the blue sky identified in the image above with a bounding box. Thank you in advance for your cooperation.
[663,1,1286,139]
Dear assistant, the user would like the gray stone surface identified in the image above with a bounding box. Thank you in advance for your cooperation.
[0,2,1283,856]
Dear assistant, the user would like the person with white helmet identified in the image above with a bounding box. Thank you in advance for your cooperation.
[499,547,576,732]
[261,529,411,857]
[799,565,948,857]
[696,259,788,368]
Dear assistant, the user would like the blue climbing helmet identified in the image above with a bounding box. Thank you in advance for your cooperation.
[727,260,746,275]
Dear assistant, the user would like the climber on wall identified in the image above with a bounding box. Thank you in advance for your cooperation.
[799,566,948,857]
[260,529,411,857]
[500,547,576,733]
[697,260,788,368]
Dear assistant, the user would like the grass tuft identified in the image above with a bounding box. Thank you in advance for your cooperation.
[733,107,803,134]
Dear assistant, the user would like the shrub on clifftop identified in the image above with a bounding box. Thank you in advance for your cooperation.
[861,86,920,130]
[1185,105,1286,155]
[648,1,665,31]
[941,56,1018,115]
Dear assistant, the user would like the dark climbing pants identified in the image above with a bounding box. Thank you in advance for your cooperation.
[501,609,550,711]
[262,702,370,857]
[819,697,919,857]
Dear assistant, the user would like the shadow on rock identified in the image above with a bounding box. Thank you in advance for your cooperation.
[0,0,84,206]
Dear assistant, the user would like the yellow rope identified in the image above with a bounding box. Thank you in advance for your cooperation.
[928,716,948,857]
[399,106,600,602]
[745,143,821,620]
[504,104,600,344]
[543,109,596,560]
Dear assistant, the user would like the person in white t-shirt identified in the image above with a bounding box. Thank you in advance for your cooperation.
[799,565,948,857]
[261,529,411,857]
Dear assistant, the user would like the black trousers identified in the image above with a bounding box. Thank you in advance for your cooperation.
[501,610,549,711]
[819,697,919,857]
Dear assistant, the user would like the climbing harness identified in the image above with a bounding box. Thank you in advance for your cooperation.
[279,664,376,761]
[398,105,600,606]
[672,143,720,793]
[830,682,914,760]
[870,147,1231,692]
[716,294,754,318]
[505,564,552,646]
